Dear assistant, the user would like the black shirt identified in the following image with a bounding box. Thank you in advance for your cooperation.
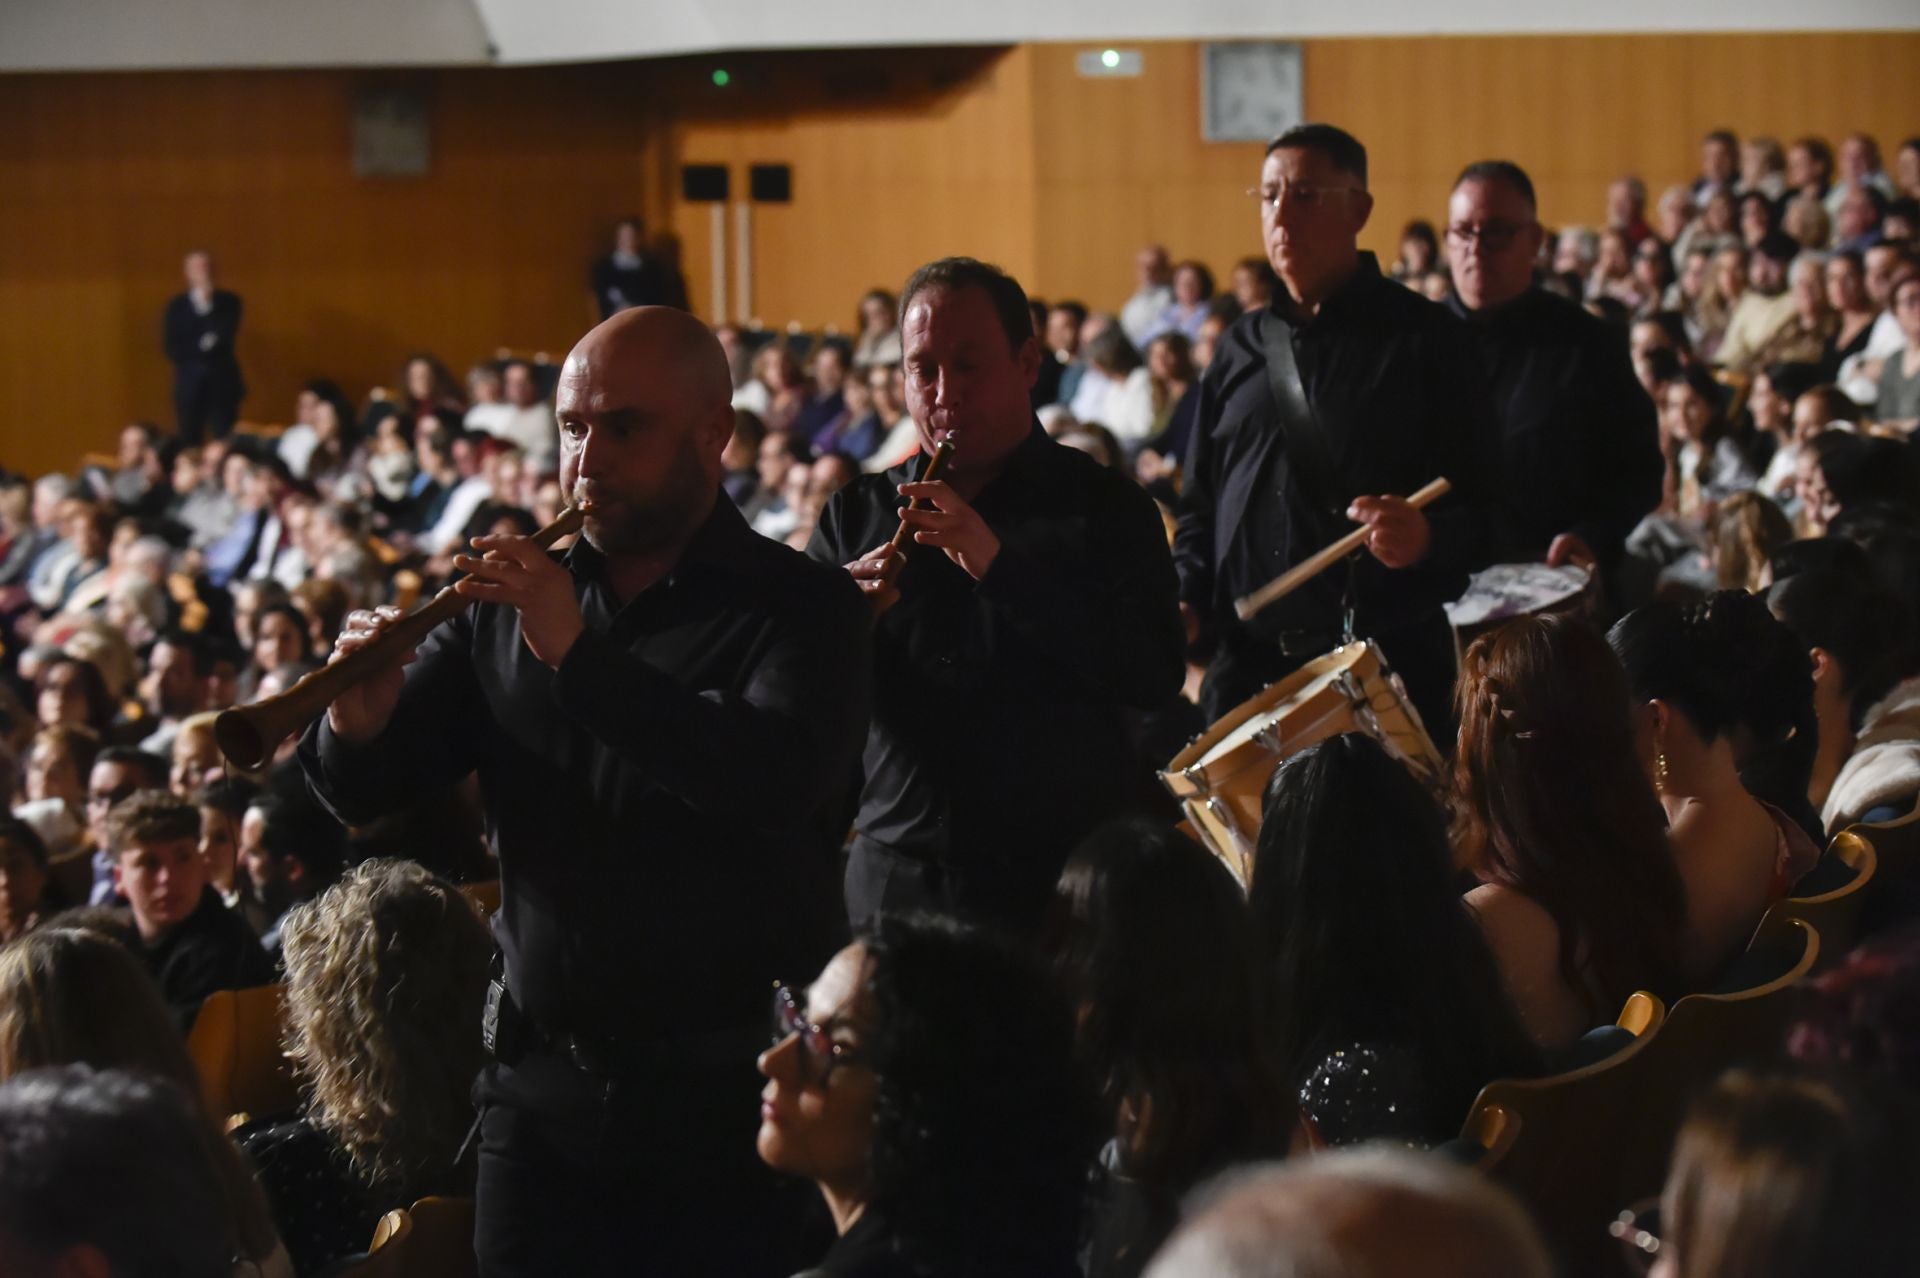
[163,289,243,372]
[1173,253,1501,645]
[808,427,1184,922]
[300,496,872,1038]
[1448,287,1663,564]
[145,886,274,1029]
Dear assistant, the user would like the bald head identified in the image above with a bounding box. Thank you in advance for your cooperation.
[554,307,734,559]
[563,306,732,413]
[1145,1152,1551,1278]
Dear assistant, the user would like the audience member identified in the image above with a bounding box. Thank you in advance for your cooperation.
[1144,1148,1552,1278]
[236,860,491,1276]
[1642,1067,1920,1278]
[1453,615,1687,1051]
[1877,267,1920,429]
[0,929,287,1274]
[465,359,557,469]
[1046,821,1291,1277]
[1608,599,1820,981]
[1121,245,1175,346]
[757,913,1091,1277]
[852,288,902,369]
[107,788,271,1024]
[237,785,344,954]
[589,216,683,318]
[1770,567,1920,830]
[1255,734,1539,1141]
[0,1065,248,1278]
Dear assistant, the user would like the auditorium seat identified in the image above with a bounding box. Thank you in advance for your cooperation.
[1762,829,1876,972]
[1856,803,1920,937]
[184,983,300,1125]
[1455,991,1667,1271]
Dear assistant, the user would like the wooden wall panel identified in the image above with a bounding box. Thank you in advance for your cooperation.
[0,65,663,479]
[1022,32,1920,311]
[654,46,1038,329]
[3,32,1918,477]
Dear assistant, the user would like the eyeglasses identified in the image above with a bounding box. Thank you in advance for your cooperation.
[769,983,866,1085]
[1246,182,1363,213]
[1446,221,1532,251]
[1609,1198,1663,1274]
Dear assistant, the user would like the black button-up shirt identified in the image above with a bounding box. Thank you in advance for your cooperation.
[1449,287,1664,564]
[300,496,871,1038]
[1173,254,1501,645]
[808,426,1185,914]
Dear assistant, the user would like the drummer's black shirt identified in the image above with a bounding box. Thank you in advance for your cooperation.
[1447,287,1664,564]
[299,495,871,1040]
[1172,253,1502,646]
[808,424,1185,924]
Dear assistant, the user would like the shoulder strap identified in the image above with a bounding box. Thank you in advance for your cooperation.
[1260,310,1343,529]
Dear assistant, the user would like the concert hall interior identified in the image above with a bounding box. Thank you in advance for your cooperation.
[2,2,1920,1275]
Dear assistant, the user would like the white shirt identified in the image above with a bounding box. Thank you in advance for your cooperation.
[1068,367,1118,428]
[1120,285,1173,347]
[1102,368,1158,442]
[423,476,494,555]
[863,419,922,473]
[1840,310,1907,406]
[466,403,557,467]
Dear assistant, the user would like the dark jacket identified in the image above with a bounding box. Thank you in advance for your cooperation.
[144,886,274,1029]
[301,496,871,1040]
[1448,287,1664,565]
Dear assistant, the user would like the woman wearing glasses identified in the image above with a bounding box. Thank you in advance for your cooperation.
[756,913,1092,1277]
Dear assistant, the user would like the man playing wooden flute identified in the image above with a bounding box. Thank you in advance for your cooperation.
[811,256,1185,935]
[299,306,871,1276]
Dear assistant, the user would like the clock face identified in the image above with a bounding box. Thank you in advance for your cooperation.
[1202,42,1304,144]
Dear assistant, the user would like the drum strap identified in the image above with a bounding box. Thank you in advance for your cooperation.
[1260,308,1343,541]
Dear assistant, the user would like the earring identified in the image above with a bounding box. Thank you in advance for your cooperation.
[1654,746,1670,792]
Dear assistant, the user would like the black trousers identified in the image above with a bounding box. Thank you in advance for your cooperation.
[173,366,241,444]
[1199,611,1460,756]
[473,1046,824,1277]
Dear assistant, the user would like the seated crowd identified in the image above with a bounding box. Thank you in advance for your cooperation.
[5,125,1920,1278]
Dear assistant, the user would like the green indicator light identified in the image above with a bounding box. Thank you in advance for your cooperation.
[712,68,731,87]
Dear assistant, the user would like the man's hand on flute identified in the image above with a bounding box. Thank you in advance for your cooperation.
[453,532,585,669]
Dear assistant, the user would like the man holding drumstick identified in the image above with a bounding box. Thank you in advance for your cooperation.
[299,306,871,1276]
[1175,123,1501,736]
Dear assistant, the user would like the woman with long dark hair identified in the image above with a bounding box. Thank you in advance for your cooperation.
[1254,734,1539,1143]
[1048,821,1292,1275]
[757,913,1092,1276]
[1453,614,1688,1052]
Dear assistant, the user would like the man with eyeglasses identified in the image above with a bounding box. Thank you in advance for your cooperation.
[1174,123,1499,735]
[83,746,167,906]
[1445,160,1663,579]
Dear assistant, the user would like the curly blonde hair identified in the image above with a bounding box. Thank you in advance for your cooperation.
[281,859,491,1196]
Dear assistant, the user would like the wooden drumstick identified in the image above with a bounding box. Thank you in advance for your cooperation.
[885,438,957,556]
[1233,478,1452,621]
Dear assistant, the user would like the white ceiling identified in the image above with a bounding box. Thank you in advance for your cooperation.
[3,0,1916,71]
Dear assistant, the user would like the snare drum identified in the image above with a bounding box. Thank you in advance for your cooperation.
[1159,642,1444,890]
